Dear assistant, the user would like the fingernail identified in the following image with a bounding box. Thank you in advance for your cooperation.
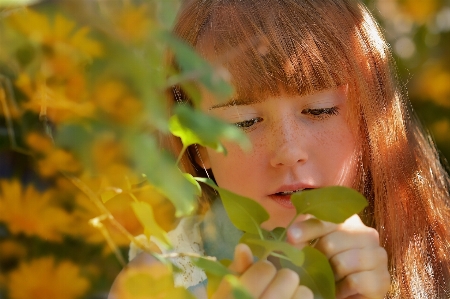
[289,226,303,241]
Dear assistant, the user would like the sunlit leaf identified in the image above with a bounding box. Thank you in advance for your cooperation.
[165,34,234,101]
[170,104,250,153]
[182,173,202,197]
[197,178,268,235]
[281,247,335,299]
[244,239,304,266]
[291,187,367,224]
[131,201,171,248]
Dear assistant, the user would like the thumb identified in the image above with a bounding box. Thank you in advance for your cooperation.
[228,243,253,274]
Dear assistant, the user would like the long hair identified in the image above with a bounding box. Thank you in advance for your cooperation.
[169,0,450,297]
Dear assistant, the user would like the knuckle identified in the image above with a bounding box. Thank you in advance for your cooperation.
[345,273,359,292]
[257,260,276,274]
[278,268,299,285]
[330,255,347,278]
[319,237,336,254]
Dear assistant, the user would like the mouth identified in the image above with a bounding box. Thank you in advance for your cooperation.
[269,188,314,208]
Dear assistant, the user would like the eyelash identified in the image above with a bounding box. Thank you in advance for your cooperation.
[234,117,263,131]
[233,107,339,131]
[302,106,340,119]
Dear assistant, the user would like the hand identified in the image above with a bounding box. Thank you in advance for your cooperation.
[287,215,390,299]
[212,244,313,299]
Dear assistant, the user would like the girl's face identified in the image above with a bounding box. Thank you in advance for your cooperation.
[199,87,357,230]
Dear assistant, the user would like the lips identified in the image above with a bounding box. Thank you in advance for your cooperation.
[269,184,315,209]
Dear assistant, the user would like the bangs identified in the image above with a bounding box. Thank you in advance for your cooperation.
[194,0,355,101]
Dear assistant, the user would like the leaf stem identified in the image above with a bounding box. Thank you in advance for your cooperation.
[269,252,290,261]
[176,145,187,166]
[278,213,303,241]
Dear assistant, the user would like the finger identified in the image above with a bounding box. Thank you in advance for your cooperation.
[315,225,379,259]
[238,261,277,298]
[287,218,337,245]
[260,268,299,299]
[336,269,391,299]
[330,247,388,281]
[293,285,314,299]
[229,243,254,274]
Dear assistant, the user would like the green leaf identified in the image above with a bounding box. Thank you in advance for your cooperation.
[193,257,232,277]
[170,104,251,153]
[244,239,304,266]
[226,275,254,299]
[281,247,335,299]
[179,81,202,107]
[164,34,234,101]
[239,232,266,258]
[129,134,198,217]
[197,178,269,235]
[0,0,40,5]
[131,201,171,248]
[291,186,367,224]
[182,173,202,197]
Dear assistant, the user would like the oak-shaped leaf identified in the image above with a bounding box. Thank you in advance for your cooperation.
[196,178,268,236]
[291,186,367,224]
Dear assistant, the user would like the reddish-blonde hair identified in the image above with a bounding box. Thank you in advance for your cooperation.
[169,0,450,297]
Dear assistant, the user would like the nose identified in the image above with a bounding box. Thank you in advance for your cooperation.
[268,118,309,168]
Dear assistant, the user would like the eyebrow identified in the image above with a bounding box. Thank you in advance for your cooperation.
[209,97,260,110]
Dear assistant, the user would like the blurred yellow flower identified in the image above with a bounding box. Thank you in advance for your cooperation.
[16,73,95,124]
[397,0,441,24]
[0,240,27,265]
[68,177,175,250]
[115,4,154,43]
[0,180,72,241]
[432,119,450,144]
[413,64,450,108]
[7,9,102,58]
[24,132,83,177]
[93,79,143,124]
[37,148,83,177]
[7,257,89,299]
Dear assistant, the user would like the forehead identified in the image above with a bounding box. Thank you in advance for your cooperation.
[199,85,348,112]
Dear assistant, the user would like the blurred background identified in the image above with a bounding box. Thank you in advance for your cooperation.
[0,0,449,299]
[365,0,450,169]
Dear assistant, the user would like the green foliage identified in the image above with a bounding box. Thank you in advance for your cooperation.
[129,134,198,217]
[0,0,39,6]
[165,34,234,103]
[0,1,372,298]
[291,186,368,224]
[169,104,251,156]
[197,178,269,236]
[195,178,367,299]
[281,247,335,299]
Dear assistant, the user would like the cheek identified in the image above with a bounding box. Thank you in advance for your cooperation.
[207,144,267,197]
[315,122,357,186]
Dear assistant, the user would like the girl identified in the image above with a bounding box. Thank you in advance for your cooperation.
[110,0,450,298]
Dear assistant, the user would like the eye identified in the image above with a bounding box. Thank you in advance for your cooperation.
[301,106,340,119]
[234,117,263,131]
